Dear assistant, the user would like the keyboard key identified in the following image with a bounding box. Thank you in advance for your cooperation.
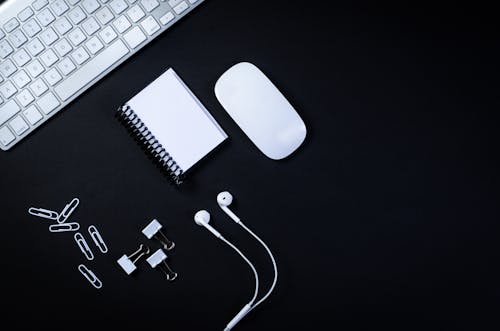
[23,19,42,37]
[0,40,14,58]
[10,30,28,48]
[167,0,183,7]
[0,100,21,125]
[99,26,117,43]
[40,27,59,45]
[44,68,63,85]
[68,27,86,46]
[0,30,5,40]
[18,7,35,22]
[55,40,129,101]
[82,17,100,35]
[51,0,70,16]
[12,49,31,66]
[71,47,90,65]
[0,126,15,146]
[4,18,20,33]
[0,60,17,77]
[37,8,56,26]
[23,105,43,125]
[173,1,188,14]
[110,0,128,14]
[85,36,104,54]
[68,6,87,24]
[40,49,59,67]
[26,60,45,77]
[12,70,32,88]
[9,116,29,135]
[16,89,35,107]
[82,0,100,14]
[26,38,45,56]
[67,0,81,5]
[141,16,160,36]
[96,7,115,25]
[37,92,60,114]
[127,5,145,23]
[58,57,76,75]
[54,17,73,35]
[141,0,159,12]
[123,26,146,48]
[188,0,199,3]
[54,38,72,56]
[0,82,17,99]
[29,79,48,96]
[113,15,131,33]
[32,0,49,11]
[159,11,174,25]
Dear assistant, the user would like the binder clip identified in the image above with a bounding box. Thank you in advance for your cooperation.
[142,219,175,251]
[117,244,150,275]
[146,249,178,281]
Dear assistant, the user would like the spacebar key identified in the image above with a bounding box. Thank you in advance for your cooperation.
[55,40,130,101]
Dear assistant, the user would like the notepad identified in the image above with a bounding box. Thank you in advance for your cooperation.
[117,68,227,184]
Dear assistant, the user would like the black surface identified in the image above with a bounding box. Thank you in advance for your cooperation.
[1,1,499,330]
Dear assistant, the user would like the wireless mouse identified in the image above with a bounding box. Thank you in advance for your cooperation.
[215,62,307,160]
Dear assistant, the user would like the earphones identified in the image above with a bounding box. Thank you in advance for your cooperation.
[194,210,222,239]
[194,191,279,331]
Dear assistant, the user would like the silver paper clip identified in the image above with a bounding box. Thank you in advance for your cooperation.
[58,198,80,223]
[88,225,108,254]
[49,222,80,233]
[117,244,150,275]
[78,264,102,289]
[142,219,175,250]
[28,207,59,221]
[147,249,178,281]
[74,233,94,260]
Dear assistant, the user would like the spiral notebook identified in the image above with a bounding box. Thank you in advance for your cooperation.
[117,68,227,184]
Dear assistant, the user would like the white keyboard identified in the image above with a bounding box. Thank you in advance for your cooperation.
[0,0,203,151]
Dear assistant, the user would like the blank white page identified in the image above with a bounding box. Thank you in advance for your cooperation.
[127,69,227,171]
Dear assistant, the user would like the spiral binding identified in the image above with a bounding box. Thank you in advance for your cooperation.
[116,104,184,185]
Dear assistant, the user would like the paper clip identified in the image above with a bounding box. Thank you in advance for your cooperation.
[58,198,80,223]
[117,244,150,275]
[147,249,178,281]
[142,219,175,250]
[78,264,102,289]
[49,222,80,233]
[74,233,94,261]
[28,207,59,220]
[88,225,108,254]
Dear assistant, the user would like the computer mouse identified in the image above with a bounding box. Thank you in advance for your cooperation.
[214,62,307,160]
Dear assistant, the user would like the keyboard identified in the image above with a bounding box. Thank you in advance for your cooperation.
[0,0,204,151]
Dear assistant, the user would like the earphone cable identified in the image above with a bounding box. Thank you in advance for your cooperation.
[219,236,260,304]
[238,222,278,312]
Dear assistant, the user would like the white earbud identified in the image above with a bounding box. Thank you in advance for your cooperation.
[194,210,222,239]
[217,191,241,223]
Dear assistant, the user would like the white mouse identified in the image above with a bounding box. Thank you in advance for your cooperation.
[214,62,307,160]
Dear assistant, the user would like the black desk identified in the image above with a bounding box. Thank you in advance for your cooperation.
[1,1,498,330]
